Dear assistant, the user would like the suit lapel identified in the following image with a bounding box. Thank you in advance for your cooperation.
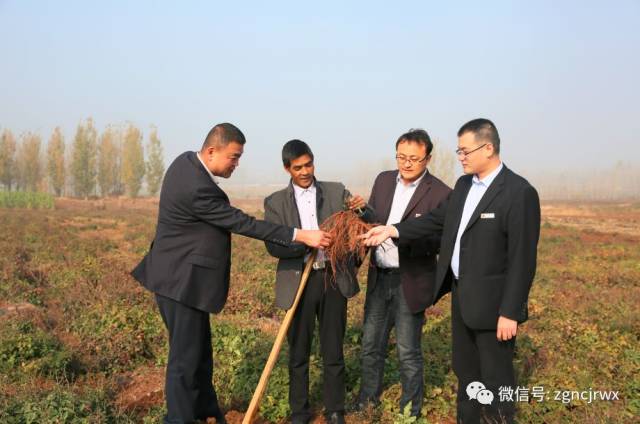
[315,180,328,223]
[449,177,472,242]
[379,171,398,223]
[463,167,506,233]
[401,172,432,220]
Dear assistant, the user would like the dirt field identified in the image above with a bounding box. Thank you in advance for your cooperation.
[0,198,637,423]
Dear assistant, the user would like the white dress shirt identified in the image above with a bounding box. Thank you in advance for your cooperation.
[196,152,219,184]
[451,162,503,278]
[293,182,324,262]
[375,170,427,269]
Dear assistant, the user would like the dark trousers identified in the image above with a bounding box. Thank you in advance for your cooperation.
[358,271,425,416]
[287,269,348,421]
[155,294,222,424]
[451,283,516,424]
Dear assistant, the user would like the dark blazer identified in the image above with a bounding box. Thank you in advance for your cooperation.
[131,151,294,313]
[367,170,452,313]
[395,165,541,330]
[264,180,375,309]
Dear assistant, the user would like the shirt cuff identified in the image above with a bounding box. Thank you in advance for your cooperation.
[292,228,298,242]
[391,225,400,238]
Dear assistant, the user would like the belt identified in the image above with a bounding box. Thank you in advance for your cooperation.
[312,260,327,270]
[376,267,400,275]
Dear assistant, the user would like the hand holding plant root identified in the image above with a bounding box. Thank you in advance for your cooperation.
[319,210,377,279]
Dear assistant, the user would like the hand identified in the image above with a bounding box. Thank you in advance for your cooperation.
[295,229,332,248]
[358,225,398,246]
[347,195,366,211]
[496,316,518,341]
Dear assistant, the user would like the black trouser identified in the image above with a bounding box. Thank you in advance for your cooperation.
[155,294,222,424]
[451,282,516,424]
[287,268,348,421]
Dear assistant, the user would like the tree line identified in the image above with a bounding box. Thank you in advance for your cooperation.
[0,118,165,198]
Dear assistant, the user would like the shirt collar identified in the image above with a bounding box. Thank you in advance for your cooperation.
[196,152,219,184]
[293,181,316,197]
[396,169,427,187]
[472,162,503,187]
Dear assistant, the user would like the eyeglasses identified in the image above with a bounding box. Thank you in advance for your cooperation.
[455,143,487,158]
[395,155,428,165]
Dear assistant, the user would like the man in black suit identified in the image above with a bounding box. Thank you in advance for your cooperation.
[131,124,331,424]
[361,119,541,423]
[263,140,374,424]
[356,129,451,417]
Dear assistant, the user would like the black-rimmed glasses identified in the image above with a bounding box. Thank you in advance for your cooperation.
[395,155,428,165]
[455,143,487,158]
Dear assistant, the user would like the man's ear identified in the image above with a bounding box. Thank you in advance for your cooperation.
[424,154,433,166]
[205,145,217,157]
[485,143,495,157]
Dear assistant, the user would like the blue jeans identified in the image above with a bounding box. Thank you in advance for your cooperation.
[358,271,425,416]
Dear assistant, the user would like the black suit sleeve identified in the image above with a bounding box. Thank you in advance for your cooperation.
[192,186,294,245]
[405,229,441,258]
[263,196,307,259]
[406,189,452,257]
[394,191,450,243]
[499,185,541,321]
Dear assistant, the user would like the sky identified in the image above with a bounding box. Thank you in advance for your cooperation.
[1,0,639,188]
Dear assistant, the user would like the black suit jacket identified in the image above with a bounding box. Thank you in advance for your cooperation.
[264,180,374,309]
[367,170,451,313]
[395,165,541,329]
[131,151,294,313]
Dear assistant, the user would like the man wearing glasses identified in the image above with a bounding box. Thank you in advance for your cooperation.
[360,119,541,423]
[355,129,451,418]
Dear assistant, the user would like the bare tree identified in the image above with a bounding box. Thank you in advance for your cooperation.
[17,132,43,192]
[71,118,98,199]
[145,126,165,196]
[47,127,66,196]
[121,123,145,197]
[0,129,17,190]
[98,125,122,197]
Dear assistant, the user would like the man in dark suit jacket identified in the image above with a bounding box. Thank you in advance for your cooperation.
[263,140,374,424]
[361,119,541,423]
[131,124,330,424]
[356,129,451,418]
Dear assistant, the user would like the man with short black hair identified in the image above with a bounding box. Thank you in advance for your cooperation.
[132,124,330,424]
[356,129,451,417]
[264,139,374,424]
[361,119,541,423]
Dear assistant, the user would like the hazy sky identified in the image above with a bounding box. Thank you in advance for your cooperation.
[1,1,638,186]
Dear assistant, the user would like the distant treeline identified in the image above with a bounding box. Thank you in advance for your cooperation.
[0,118,165,198]
[530,162,640,201]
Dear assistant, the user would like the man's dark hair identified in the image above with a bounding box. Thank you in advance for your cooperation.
[202,123,246,150]
[282,139,314,167]
[395,129,434,155]
[457,118,500,154]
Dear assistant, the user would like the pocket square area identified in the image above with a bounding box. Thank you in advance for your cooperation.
[481,213,495,219]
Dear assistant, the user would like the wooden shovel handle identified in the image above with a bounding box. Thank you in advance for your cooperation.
[242,250,317,424]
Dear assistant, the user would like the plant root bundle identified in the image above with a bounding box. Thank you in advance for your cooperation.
[319,210,377,281]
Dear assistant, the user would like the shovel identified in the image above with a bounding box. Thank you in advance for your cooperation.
[242,250,317,424]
